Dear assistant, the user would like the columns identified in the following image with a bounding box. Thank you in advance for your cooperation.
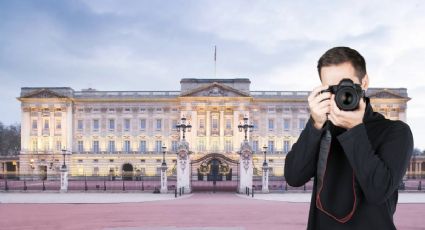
[206,111,211,152]
[262,165,269,193]
[66,104,73,153]
[21,107,30,152]
[233,110,240,151]
[219,110,224,152]
[60,165,68,192]
[160,164,168,193]
[238,141,253,193]
[176,141,191,193]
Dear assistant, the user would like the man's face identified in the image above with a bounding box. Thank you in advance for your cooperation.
[320,62,368,90]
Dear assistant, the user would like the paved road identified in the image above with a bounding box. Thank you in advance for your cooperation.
[0,193,424,230]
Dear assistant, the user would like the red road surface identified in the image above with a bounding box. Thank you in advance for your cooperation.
[0,193,424,230]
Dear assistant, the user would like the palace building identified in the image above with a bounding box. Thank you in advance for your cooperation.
[17,78,411,181]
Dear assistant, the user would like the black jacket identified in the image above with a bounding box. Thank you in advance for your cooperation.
[284,99,413,229]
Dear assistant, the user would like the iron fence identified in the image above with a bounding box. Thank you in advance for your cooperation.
[0,173,176,192]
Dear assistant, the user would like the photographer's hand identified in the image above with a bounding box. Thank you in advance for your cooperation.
[308,85,331,130]
[328,95,366,129]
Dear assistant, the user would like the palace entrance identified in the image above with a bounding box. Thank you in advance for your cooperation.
[191,153,239,192]
[122,163,134,181]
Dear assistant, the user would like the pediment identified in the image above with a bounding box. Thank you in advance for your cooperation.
[180,82,251,97]
[21,89,68,99]
[368,90,405,99]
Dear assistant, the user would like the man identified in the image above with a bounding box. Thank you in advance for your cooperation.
[284,47,413,229]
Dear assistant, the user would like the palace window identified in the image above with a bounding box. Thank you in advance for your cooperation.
[172,140,178,152]
[268,119,274,131]
[44,120,49,130]
[226,119,232,129]
[171,119,178,131]
[77,120,83,130]
[156,119,162,131]
[283,140,291,154]
[124,119,131,131]
[93,119,99,131]
[140,119,146,130]
[55,119,61,130]
[32,120,37,130]
[109,119,115,131]
[155,140,162,153]
[78,141,84,153]
[283,119,291,131]
[212,118,218,129]
[124,140,131,153]
[268,140,275,153]
[197,138,206,152]
[93,141,99,153]
[252,140,259,153]
[225,140,233,153]
[199,118,205,129]
[140,140,147,153]
[108,140,115,153]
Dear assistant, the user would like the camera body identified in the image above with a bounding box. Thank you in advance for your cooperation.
[321,78,365,111]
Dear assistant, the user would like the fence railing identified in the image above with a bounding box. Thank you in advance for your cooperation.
[0,173,176,192]
[1,174,423,193]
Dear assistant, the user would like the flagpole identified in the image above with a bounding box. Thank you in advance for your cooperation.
[214,45,217,78]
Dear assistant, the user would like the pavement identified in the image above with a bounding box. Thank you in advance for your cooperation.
[239,192,425,204]
[0,192,182,204]
[0,192,424,230]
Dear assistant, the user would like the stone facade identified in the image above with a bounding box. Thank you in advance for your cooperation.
[17,78,411,181]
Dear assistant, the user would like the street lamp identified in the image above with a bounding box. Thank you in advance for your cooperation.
[262,145,270,193]
[162,145,167,167]
[262,145,268,167]
[176,117,192,140]
[61,148,68,170]
[238,116,254,141]
[160,144,169,194]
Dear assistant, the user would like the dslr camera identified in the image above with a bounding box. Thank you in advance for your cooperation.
[321,78,365,111]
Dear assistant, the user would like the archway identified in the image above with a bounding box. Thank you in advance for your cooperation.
[122,163,134,181]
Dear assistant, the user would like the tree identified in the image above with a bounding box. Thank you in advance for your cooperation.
[0,122,21,156]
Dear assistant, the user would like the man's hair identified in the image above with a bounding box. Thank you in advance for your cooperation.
[317,47,367,81]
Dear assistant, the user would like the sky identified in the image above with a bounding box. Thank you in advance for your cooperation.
[0,0,424,149]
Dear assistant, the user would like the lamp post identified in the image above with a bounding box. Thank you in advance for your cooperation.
[262,145,269,193]
[238,116,254,141]
[160,145,168,193]
[176,117,192,140]
[61,149,67,169]
[60,148,69,192]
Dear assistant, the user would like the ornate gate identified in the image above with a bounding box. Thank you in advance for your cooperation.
[191,153,239,192]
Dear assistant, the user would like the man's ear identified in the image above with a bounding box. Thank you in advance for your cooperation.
[361,74,369,91]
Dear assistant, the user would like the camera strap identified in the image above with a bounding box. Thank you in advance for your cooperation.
[315,121,360,223]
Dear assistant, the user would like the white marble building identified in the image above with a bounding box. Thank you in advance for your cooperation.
[17,78,410,181]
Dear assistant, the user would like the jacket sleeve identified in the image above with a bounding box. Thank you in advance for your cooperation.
[284,118,324,187]
[337,121,413,204]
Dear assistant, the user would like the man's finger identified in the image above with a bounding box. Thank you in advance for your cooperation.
[312,92,331,104]
[308,85,329,102]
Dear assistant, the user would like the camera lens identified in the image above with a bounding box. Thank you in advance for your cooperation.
[341,92,353,105]
[335,87,359,111]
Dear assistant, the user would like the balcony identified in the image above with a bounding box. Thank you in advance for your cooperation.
[42,129,50,136]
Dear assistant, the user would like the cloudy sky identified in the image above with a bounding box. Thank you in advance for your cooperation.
[1,0,424,149]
